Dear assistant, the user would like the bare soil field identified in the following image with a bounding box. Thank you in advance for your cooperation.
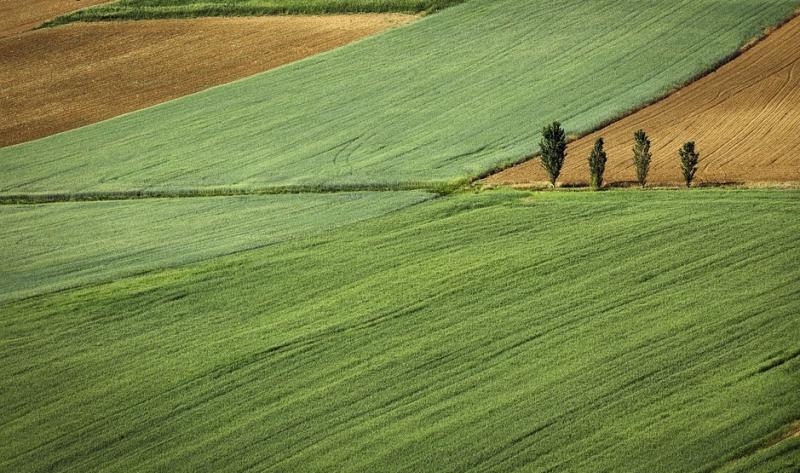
[0,0,108,38]
[486,16,800,187]
[0,14,414,147]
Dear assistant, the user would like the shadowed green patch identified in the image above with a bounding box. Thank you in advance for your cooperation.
[716,422,800,472]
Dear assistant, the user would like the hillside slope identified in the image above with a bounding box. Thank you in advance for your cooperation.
[2,0,798,193]
[2,190,798,471]
[487,15,800,187]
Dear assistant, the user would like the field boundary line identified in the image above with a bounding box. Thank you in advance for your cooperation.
[38,0,461,29]
[0,181,463,205]
[3,180,800,205]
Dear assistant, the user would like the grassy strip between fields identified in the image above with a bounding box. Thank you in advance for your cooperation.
[41,0,464,27]
[0,181,462,205]
[1,188,799,472]
[5,180,800,206]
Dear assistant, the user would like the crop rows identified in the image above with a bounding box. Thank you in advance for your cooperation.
[2,189,798,471]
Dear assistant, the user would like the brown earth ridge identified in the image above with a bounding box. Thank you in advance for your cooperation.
[0,14,415,147]
[486,15,800,187]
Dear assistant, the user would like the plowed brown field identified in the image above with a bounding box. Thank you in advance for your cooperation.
[0,15,414,147]
[0,0,108,38]
[486,16,800,187]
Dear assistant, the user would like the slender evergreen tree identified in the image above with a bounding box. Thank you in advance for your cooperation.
[632,129,652,188]
[679,141,700,188]
[539,121,567,187]
[587,138,607,190]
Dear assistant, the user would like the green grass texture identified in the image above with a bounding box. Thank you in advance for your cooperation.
[0,191,432,302]
[4,0,799,193]
[2,189,799,471]
[43,0,463,27]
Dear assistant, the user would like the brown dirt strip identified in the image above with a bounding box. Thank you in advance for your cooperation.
[0,0,108,38]
[486,16,800,187]
[0,14,415,147]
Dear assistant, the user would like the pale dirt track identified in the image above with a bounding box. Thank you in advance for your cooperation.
[0,0,108,38]
[0,15,415,147]
[487,16,800,187]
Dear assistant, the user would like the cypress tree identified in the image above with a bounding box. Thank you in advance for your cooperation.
[632,129,652,188]
[539,121,567,187]
[587,138,607,190]
[679,141,700,188]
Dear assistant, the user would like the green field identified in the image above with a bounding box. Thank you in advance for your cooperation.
[43,0,463,27]
[0,191,432,302]
[5,0,799,194]
[4,0,800,469]
[2,189,798,472]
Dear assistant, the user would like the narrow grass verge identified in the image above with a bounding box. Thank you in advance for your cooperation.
[41,0,464,27]
[0,180,464,205]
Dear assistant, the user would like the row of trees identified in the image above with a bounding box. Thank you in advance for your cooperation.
[539,122,700,189]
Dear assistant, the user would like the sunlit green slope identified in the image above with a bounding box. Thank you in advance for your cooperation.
[2,189,798,472]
